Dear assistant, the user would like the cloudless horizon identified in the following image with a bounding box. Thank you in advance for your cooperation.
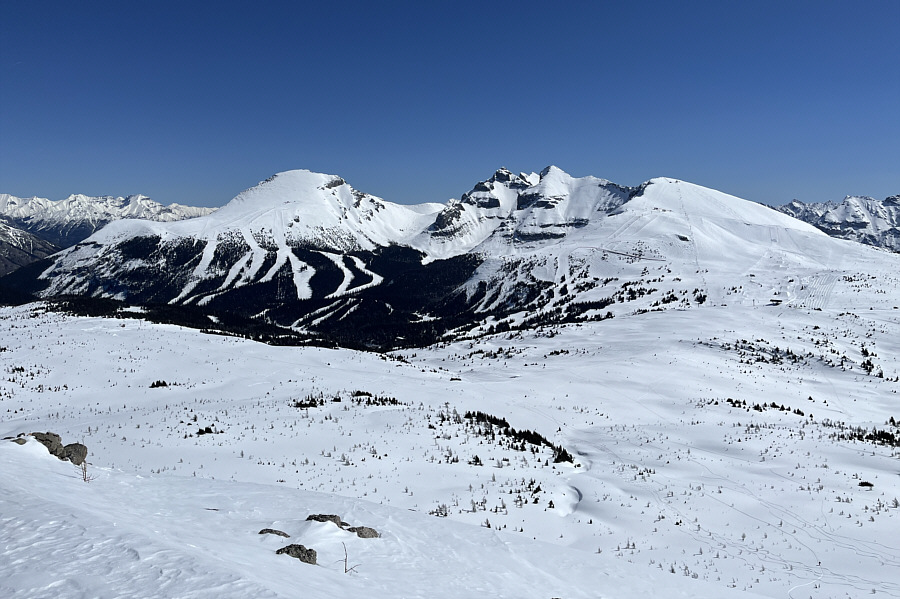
[1,1,898,208]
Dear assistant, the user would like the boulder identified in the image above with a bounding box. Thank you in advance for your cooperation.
[305,514,348,528]
[347,526,380,539]
[258,528,290,538]
[24,432,90,465]
[275,544,317,565]
[32,432,64,457]
[63,443,88,465]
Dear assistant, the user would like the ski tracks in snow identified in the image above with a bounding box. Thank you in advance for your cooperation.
[793,274,837,310]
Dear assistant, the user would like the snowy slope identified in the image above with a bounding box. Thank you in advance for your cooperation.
[0,221,58,276]
[451,175,875,328]
[2,437,763,599]
[2,258,899,598]
[0,192,216,248]
[4,169,900,599]
[31,171,445,308]
[81,170,444,250]
[778,195,900,253]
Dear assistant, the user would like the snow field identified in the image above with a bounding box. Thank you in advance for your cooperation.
[2,286,899,597]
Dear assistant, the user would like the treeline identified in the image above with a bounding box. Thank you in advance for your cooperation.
[464,411,574,463]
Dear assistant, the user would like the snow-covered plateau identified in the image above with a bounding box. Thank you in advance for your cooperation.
[1,167,899,598]
[2,291,899,598]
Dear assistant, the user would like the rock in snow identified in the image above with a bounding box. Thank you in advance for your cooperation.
[347,526,380,539]
[29,432,88,465]
[306,514,349,528]
[275,544,317,565]
[258,528,291,538]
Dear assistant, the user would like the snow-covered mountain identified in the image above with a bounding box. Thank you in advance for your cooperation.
[0,192,216,249]
[413,166,633,259]
[3,169,900,598]
[8,166,894,349]
[777,195,900,253]
[0,221,58,276]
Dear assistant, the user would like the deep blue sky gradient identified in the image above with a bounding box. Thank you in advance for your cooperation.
[1,1,898,207]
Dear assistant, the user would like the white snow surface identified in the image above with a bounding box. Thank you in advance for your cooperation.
[3,245,900,598]
[87,171,444,251]
[2,436,753,599]
[0,221,47,249]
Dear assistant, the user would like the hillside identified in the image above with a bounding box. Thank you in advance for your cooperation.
[2,271,898,597]
[0,221,58,276]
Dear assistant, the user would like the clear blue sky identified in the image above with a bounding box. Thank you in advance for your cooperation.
[1,1,898,207]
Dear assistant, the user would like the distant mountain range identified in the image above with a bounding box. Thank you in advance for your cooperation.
[0,193,215,275]
[4,167,896,349]
[0,193,215,247]
[776,195,900,253]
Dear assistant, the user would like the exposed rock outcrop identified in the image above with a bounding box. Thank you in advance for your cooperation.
[28,432,88,465]
[347,526,380,539]
[305,514,349,528]
[258,528,290,538]
[32,432,64,457]
[62,443,88,466]
[275,544,317,565]
[305,513,380,538]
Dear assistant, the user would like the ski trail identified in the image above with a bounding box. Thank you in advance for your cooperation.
[319,251,354,298]
[238,228,268,286]
[171,238,216,304]
[793,274,837,310]
[675,182,709,293]
[286,251,314,300]
[258,248,290,283]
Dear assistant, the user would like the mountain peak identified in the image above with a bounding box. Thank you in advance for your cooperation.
[538,165,568,179]
[489,167,515,183]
